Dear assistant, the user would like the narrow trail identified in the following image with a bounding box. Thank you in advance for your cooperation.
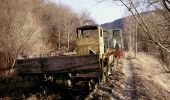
[122,55,138,100]
[87,52,170,100]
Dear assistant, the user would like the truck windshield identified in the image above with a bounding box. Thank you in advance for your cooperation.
[77,29,98,38]
[82,29,98,38]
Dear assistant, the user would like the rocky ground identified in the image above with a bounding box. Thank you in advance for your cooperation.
[86,52,170,100]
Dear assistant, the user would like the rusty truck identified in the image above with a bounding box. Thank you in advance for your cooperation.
[16,25,118,89]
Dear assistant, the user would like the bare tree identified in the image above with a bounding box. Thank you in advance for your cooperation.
[0,0,47,70]
[0,0,95,70]
[35,2,95,51]
[100,0,170,71]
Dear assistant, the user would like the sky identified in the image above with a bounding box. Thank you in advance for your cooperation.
[53,0,125,24]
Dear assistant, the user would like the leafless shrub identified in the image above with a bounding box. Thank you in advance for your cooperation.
[0,49,15,71]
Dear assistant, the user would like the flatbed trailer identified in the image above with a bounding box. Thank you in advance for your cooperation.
[16,54,101,79]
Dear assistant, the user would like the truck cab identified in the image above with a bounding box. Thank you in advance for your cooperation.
[103,29,124,58]
[76,25,104,59]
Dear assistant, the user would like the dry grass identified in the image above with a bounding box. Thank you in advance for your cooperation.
[127,52,170,100]
[130,52,170,92]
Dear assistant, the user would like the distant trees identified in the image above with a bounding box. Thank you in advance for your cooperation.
[0,0,43,71]
[0,0,94,70]
[35,3,76,51]
[34,2,95,52]
[0,0,95,54]
[100,0,170,71]
[0,0,43,56]
[121,0,170,71]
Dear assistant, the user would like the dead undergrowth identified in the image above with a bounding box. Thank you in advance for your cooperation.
[86,59,126,100]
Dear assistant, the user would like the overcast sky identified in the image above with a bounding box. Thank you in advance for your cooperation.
[53,0,125,24]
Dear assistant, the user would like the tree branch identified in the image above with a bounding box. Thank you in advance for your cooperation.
[161,0,170,13]
[119,0,170,54]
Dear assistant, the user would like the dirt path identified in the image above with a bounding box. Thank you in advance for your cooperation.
[86,52,170,100]
[122,58,138,100]
[123,53,170,100]
[129,52,170,100]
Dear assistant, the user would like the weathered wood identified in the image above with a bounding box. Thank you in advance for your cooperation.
[16,54,100,75]
[72,72,100,78]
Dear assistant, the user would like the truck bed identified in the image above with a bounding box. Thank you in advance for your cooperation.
[16,54,100,77]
